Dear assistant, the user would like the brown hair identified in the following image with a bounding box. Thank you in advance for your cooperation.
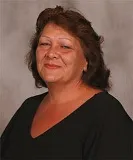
[25,6,111,91]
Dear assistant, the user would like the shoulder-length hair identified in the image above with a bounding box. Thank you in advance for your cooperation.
[25,6,111,91]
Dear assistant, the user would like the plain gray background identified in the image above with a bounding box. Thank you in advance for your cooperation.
[0,0,133,135]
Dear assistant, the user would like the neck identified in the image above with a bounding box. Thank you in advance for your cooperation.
[45,80,91,105]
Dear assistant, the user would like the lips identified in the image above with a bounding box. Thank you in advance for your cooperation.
[44,63,60,69]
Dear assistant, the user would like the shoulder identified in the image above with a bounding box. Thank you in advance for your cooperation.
[97,91,131,116]
[95,91,133,130]
[22,91,48,104]
[18,91,48,111]
[87,91,133,125]
[4,92,48,128]
[94,91,123,108]
[1,92,48,138]
[83,92,133,159]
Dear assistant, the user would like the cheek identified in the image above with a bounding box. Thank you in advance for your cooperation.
[64,56,82,69]
[36,48,46,65]
[65,55,86,73]
[76,52,87,67]
[36,48,43,59]
[36,49,45,72]
[61,56,77,76]
[61,53,76,65]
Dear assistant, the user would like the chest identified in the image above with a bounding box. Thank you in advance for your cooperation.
[30,91,98,138]
[30,101,82,138]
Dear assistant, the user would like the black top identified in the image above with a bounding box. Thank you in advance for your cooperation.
[1,91,133,160]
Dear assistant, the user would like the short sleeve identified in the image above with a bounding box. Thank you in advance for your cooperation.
[83,100,133,160]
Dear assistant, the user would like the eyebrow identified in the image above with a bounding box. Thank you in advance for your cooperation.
[40,35,72,41]
[40,35,50,39]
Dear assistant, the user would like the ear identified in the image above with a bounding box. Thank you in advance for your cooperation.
[83,61,88,72]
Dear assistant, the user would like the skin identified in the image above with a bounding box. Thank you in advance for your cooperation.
[31,23,101,138]
[36,23,93,104]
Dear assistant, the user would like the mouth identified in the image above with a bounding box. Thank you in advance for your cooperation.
[44,64,61,69]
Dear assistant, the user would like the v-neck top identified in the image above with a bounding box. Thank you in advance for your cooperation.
[1,91,133,160]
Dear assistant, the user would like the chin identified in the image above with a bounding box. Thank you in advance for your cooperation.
[43,76,62,83]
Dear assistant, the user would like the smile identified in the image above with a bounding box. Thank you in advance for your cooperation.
[44,64,61,69]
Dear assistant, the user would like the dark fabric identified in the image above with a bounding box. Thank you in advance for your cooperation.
[1,91,133,160]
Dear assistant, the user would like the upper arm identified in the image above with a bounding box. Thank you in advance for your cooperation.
[83,100,133,160]
[0,99,28,156]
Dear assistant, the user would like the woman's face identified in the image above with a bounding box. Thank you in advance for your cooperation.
[36,23,87,85]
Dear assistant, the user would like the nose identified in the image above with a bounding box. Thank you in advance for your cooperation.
[45,45,59,59]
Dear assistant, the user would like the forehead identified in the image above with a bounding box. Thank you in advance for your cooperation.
[40,23,78,41]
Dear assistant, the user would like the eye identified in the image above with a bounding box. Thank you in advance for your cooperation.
[39,42,50,46]
[61,45,71,49]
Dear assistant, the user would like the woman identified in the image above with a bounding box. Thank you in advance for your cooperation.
[1,6,133,160]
